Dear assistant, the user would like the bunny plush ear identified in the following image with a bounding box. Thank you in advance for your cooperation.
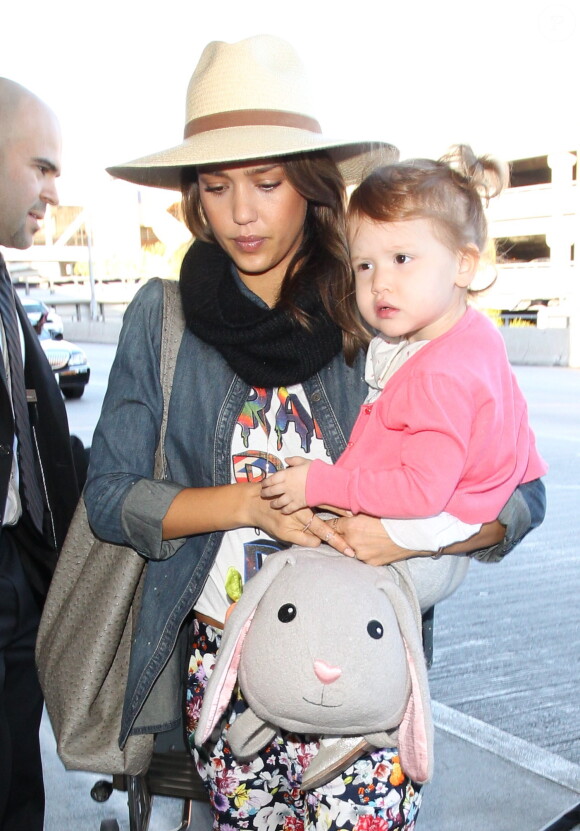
[194,614,254,746]
[373,567,434,784]
[194,549,298,748]
[227,709,277,759]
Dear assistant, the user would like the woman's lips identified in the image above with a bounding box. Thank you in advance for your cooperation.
[233,236,265,253]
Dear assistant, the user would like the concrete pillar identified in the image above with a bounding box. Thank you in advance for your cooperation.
[548,151,576,186]
[547,151,575,263]
[91,179,142,280]
[547,151,578,366]
[571,150,580,368]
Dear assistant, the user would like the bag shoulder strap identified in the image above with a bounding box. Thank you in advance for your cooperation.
[154,280,185,479]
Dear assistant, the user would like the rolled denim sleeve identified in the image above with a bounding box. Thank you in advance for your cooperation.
[469,478,546,563]
[120,479,187,560]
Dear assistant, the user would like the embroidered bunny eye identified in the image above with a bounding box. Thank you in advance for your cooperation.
[367,620,384,639]
[278,603,297,623]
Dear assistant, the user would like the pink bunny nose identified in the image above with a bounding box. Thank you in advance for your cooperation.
[314,659,342,685]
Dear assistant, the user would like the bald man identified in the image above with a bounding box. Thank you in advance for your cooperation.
[0,79,78,831]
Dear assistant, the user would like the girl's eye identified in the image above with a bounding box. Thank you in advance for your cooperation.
[395,254,411,265]
[202,184,226,194]
[354,261,372,272]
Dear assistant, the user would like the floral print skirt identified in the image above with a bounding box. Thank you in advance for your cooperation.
[186,619,423,831]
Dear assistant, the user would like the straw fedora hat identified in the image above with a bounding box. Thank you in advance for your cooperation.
[107,35,398,190]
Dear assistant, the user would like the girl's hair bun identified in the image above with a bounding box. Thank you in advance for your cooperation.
[440,144,509,203]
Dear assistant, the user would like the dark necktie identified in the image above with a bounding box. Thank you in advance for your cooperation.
[0,254,44,533]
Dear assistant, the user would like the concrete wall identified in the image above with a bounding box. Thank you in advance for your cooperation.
[499,327,570,366]
[62,319,573,367]
[62,320,122,344]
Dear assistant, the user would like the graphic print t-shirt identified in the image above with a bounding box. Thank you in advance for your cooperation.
[194,384,330,622]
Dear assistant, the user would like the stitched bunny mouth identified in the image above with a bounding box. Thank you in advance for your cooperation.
[302,689,344,710]
[302,696,342,708]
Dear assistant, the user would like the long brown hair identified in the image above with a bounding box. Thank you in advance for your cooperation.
[181,151,368,364]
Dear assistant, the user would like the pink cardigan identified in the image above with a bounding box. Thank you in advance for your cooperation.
[306,307,548,523]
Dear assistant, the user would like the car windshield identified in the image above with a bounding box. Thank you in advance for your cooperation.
[23,300,46,313]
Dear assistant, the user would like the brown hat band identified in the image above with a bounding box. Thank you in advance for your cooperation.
[184,109,323,139]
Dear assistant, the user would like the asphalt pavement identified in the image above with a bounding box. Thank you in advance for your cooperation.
[40,705,580,831]
[39,341,580,830]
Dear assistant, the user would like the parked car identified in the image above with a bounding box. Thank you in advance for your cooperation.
[21,297,64,338]
[38,329,90,399]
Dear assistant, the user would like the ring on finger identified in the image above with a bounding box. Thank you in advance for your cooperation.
[302,517,314,533]
[324,530,334,542]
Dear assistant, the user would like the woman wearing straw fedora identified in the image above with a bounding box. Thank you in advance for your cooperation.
[85,35,545,831]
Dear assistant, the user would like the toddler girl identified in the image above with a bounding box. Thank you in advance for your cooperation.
[262,146,547,554]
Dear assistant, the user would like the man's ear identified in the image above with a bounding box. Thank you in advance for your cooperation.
[456,244,480,288]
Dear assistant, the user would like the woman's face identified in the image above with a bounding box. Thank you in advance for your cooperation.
[198,162,308,306]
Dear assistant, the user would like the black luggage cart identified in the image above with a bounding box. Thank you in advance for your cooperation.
[91,725,210,831]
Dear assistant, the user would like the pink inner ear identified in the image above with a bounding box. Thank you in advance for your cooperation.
[199,613,255,742]
[397,647,430,783]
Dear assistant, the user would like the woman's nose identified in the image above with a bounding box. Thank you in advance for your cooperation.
[232,188,257,225]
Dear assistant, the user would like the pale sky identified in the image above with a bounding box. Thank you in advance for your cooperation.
[3,0,578,203]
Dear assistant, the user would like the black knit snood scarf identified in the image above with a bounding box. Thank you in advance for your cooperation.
[179,240,343,388]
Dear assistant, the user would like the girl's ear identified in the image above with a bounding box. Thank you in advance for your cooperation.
[456,244,480,288]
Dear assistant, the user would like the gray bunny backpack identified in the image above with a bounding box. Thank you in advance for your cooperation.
[195,546,433,790]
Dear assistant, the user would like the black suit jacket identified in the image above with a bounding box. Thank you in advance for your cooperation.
[0,292,79,600]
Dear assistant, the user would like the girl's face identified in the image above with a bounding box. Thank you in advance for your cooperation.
[349,216,478,343]
[198,161,308,306]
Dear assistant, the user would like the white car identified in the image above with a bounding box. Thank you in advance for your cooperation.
[38,329,90,399]
[21,297,64,338]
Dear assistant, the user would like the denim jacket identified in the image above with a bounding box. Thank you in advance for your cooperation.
[84,278,546,747]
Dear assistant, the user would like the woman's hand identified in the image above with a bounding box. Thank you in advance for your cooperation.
[326,514,422,565]
[248,485,355,555]
[163,482,354,555]
[323,514,507,565]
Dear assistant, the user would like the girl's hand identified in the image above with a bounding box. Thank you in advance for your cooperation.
[261,457,311,513]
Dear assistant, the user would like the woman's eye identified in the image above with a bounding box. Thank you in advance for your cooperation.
[203,184,225,194]
[278,603,297,623]
[394,254,411,265]
[258,181,281,191]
